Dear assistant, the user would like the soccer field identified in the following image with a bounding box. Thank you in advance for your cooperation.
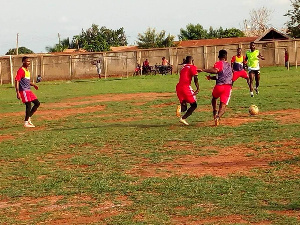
[0,67,299,224]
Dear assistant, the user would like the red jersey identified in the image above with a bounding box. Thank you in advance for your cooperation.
[177,64,198,86]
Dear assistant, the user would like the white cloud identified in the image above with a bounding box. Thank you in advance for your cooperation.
[60,16,69,23]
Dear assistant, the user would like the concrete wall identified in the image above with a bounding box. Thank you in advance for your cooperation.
[0,39,299,84]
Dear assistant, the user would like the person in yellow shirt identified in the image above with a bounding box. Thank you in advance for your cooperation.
[245,42,265,97]
[231,48,250,92]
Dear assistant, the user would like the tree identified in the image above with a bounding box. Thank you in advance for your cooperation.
[179,24,244,40]
[73,24,128,52]
[178,24,208,40]
[207,26,217,39]
[6,47,34,55]
[285,0,300,38]
[46,37,73,53]
[242,7,272,36]
[217,27,245,38]
[136,28,175,49]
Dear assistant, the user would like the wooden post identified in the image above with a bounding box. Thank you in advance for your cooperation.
[274,41,279,65]
[295,41,298,69]
[69,55,72,80]
[140,52,143,76]
[175,48,179,74]
[31,59,35,83]
[0,62,2,85]
[104,57,108,79]
[204,46,208,69]
[40,56,44,79]
[214,46,217,63]
[168,48,172,65]
[125,57,128,78]
[10,55,14,86]
[35,58,38,79]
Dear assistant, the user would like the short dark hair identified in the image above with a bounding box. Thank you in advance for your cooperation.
[22,56,29,62]
[218,50,227,59]
[185,56,193,64]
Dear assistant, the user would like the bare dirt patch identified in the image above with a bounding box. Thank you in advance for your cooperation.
[128,139,299,178]
[261,109,300,124]
[1,92,174,122]
[172,214,254,225]
[54,92,174,108]
[270,210,300,220]
[38,105,106,120]
[197,115,262,127]
[0,135,14,142]
[1,195,132,224]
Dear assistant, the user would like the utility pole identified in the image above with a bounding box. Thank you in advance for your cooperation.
[58,33,61,51]
[16,33,19,55]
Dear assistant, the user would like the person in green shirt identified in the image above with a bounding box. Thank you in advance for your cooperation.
[245,42,265,97]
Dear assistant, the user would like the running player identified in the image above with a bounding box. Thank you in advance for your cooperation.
[245,42,265,97]
[231,47,250,92]
[176,56,199,126]
[202,50,233,126]
[15,56,40,128]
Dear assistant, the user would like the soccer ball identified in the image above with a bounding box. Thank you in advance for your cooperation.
[249,105,259,115]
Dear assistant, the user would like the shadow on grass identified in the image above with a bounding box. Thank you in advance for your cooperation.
[49,122,189,131]
[72,78,125,83]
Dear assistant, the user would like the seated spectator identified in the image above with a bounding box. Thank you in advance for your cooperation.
[160,57,172,75]
[162,57,170,66]
[134,63,141,76]
[142,59,151,74]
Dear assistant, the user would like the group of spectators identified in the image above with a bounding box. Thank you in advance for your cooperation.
[134,57,172,75]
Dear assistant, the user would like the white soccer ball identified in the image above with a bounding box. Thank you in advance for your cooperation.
[249,105,259,115]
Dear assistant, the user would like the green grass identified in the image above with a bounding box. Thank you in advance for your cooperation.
[0,66,299,224]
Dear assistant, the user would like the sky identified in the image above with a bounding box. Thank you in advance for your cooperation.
[0,0,292,56]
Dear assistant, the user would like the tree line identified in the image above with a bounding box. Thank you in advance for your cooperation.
[6,1,300,55]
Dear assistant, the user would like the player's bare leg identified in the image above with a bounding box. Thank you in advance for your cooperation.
[212,97,220,126]
[212,98,218,118]
[246,77,251,93]
[177,101,187,118]
[180,102,197,125]
[254,72,260,94]
[218,102,226,119]
[249,72,255,97]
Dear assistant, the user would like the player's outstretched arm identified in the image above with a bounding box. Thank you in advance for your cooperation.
[193,76,199,95]
[15,80,21,100]
[206,75,217,80]
[203,68,218,74]
[30,82,39,90]
[258,53,265,60]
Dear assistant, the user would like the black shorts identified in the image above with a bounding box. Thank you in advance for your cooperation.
[248,69,260,76]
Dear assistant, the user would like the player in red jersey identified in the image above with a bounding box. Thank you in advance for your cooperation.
[176,56,199,126]
[202,50,233,126]
[15,56,40,128]
[231,47,250,91]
